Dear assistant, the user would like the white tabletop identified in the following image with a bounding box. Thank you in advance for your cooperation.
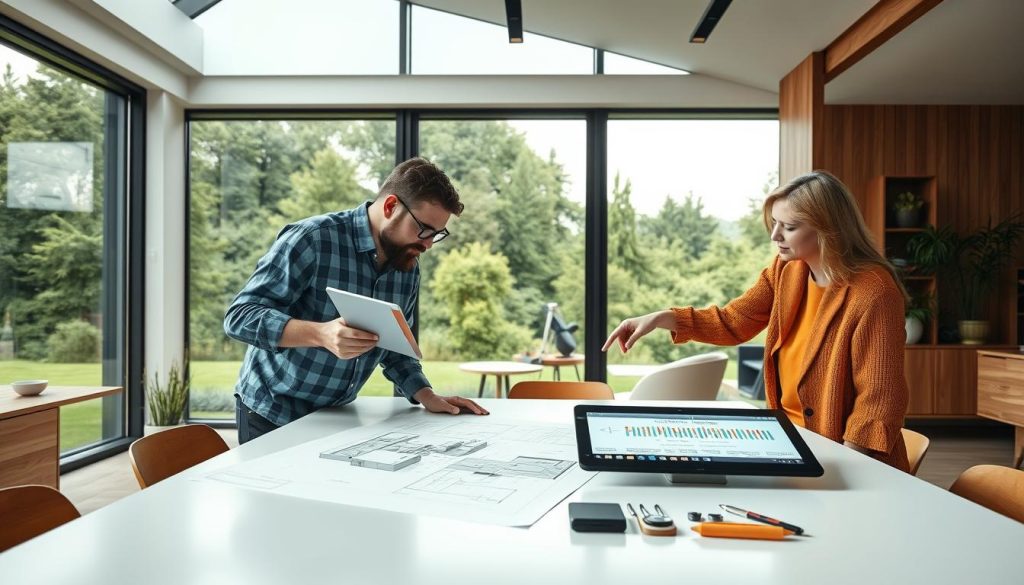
[1,397,1020,584]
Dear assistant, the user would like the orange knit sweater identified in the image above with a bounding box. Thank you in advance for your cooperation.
[670,256,910,472]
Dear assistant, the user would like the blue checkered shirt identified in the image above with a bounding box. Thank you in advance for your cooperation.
[224,202,429,426]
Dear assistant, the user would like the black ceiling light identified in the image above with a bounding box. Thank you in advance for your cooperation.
[690,0,732,44]
[505,0,523,43]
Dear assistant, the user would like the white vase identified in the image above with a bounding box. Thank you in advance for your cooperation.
[905,316,924,345]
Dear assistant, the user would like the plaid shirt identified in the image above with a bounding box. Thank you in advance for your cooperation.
[224,202,428,426]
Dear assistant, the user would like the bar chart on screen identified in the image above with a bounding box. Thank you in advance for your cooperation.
[589,416,801,461]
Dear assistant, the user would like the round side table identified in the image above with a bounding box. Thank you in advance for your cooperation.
[458,361,544,398]
[539,354,584,381]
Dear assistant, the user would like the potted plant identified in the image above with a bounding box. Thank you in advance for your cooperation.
[893,191,925,228]
[909,216,1024,344]
[145,353,190,429]
[904,291,934,345]
[953,215,1024,343]
[906,225,956,275]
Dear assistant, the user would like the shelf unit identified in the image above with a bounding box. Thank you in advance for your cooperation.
[866,175,938,345]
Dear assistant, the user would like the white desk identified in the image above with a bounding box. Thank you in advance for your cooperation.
[0,398,1021,584]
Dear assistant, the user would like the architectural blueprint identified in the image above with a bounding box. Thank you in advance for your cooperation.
[199,412,595,526]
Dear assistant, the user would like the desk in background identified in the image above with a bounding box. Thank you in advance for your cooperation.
[0,385,123,489]
[977,350,1024,468]
[1,397,1020,584]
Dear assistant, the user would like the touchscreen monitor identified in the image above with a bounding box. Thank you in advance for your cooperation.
[574,405,824,478]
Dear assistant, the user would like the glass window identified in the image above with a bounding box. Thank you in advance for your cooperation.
[411,6,593,74]
[196,0,399,75]
[187,117,396,419]
[604,118,778,393]
[604,52,689,75]
[0,42,130,453]
[382,118,587,398]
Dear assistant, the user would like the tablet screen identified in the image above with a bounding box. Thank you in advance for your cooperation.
[574,405,823,478]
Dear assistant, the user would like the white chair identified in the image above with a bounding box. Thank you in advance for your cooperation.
[629,351,729,401]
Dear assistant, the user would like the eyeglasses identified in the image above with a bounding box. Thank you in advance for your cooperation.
[394,196,450,243]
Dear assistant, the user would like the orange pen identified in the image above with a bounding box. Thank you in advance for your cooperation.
[691,522,794,540]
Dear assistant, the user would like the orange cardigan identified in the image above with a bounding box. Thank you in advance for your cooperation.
[670,256,910,472]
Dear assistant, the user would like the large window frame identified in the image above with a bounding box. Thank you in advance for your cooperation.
[0,15,147,470]
[184,108,776,425]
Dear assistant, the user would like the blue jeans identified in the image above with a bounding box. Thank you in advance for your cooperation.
[235,395,279,445]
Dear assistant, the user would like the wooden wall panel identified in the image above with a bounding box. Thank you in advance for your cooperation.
[779,52,824,183]
[821,105,1024,343]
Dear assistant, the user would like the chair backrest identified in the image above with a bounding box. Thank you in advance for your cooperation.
[508,381,614,400]
[629,351,729,401]
[949,465,1024,523]
[0,485,80,553]
[901,428,930,476]
[129,424,230,489]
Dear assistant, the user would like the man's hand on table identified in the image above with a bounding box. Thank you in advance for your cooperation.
[414,388,489,415]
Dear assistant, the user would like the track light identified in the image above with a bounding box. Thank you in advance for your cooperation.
[690,0,732,44]
[505,0,523,43]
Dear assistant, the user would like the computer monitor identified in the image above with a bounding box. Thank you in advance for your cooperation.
[574,405,824,484]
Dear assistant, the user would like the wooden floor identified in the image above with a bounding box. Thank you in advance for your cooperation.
[59,421,1017,516]
[61,428,239,515]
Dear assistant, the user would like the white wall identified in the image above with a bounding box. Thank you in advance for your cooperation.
[188,74,777,109]
[0,0,189,98]
[144,91,187,382]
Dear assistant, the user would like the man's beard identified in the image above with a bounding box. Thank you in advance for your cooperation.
[379,228,426,272]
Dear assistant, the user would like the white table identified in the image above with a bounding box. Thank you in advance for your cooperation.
[1,398,1021,584]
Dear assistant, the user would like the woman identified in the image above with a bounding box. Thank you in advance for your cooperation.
[603,170,910,472]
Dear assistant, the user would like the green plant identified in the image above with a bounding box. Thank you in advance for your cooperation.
[953,214,1024,320]
[46,319,100,363]
[893,191,924,212]
[905,291,935,323]
[907,225,957,275]
[145,354,190,426]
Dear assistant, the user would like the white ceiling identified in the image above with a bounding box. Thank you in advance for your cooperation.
[826,0,1024,104]
[416,0,1024,105]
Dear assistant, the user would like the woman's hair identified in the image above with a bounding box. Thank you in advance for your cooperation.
[762,170,907,299]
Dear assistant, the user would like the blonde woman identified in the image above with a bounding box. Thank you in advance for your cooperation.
[603,170,910,472]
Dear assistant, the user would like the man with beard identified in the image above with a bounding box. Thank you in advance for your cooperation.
[225,157,487,444]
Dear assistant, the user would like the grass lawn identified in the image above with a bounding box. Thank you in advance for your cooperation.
[2,358,739,448]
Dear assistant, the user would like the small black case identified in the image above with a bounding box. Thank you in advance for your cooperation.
[568,502,627,533]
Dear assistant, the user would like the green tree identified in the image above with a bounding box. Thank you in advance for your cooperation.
[273,147,370,224]
[608,173,648,283]
[0,63,104,358]
[640,192,717,261]
[430,242,531,359]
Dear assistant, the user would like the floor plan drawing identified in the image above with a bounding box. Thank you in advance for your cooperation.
[199,412,595,526]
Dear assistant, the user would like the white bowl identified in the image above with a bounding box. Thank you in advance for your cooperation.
[11,380,48,396]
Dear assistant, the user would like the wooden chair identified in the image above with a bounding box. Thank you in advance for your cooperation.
[901,428,931,476]
[629,351,729,401]
[950,465,1024,523]
[129,424,229,489]
[0,485,80,553]
[508,381,614,400]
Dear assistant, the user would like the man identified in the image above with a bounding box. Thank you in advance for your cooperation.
[224,157,488,444]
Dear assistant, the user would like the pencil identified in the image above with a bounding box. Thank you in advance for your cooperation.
[691,522,793,540]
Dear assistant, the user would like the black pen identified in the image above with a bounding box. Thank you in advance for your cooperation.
[720,504,805,535]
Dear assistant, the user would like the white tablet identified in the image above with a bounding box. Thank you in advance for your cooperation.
[325,287,423,359]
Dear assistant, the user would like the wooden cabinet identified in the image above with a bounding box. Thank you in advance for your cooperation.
[976,350,1024,468]
[0,385,124,489]
[904,345,1016,417]
[0,408,58,488]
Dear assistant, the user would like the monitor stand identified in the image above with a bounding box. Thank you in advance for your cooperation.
[665,473,727,485]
